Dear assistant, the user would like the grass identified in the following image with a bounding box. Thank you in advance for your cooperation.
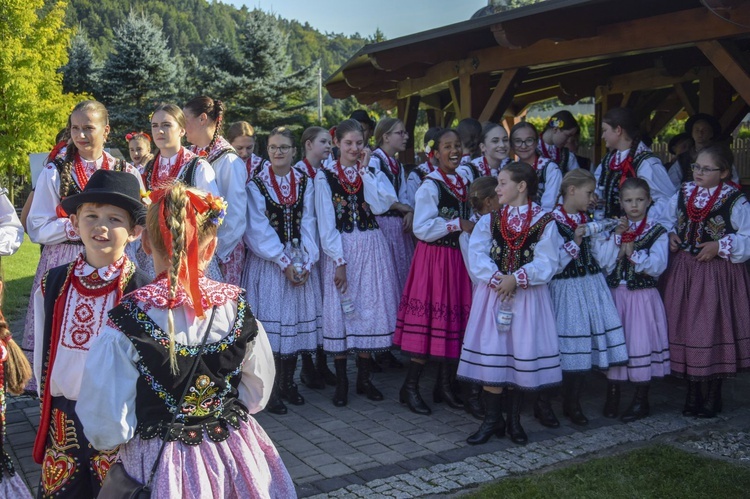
[2,235,40,325]
[465,444,750,498]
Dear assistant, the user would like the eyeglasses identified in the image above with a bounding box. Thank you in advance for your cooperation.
[268,145,292,154]
[690,164,721,174]
[390,130,408,137]
[512,138,536,148]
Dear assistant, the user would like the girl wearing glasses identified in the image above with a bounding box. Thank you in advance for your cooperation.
[243,126,322,415]
[539,110,580,175]
[184,96,248,286]
[662,144,750,419]
[510,122,561,211]
[595,107,674,222]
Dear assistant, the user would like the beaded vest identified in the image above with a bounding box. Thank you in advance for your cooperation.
[597,150,655,218]
[675,185,744,255]
[425,178,470,248]
[142,156,201,191]
[489,211,554,273]
[606,225,667,290]
[252,174,307,245]
[552,222,602,280]
[321,169,379,233]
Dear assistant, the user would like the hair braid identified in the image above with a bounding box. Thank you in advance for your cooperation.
[0,299,31,395]
[166,183,188,375]
[59,146,76,198]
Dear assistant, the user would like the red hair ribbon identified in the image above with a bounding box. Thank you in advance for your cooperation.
[329,127,337,139]
[148,189,212,318]
[126,131,152,142]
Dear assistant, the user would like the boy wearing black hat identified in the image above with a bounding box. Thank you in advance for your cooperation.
[31,170,151,499]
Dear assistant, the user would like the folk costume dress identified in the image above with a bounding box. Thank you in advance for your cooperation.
[530,156,562,212]
[394,169,473,360]
[369,148,416,294]
[457,203,563,389]
[245,154,271,181]
[32,254,149,498]
[24,152,143,394]
[662,182,750,380]
[405,159,437,209]
[243,164,322,357]
[548,207,628,372]
[77,276,295,499]
[594,142,675,223]
[138,147,221,279]
[190,138,248,287]
[314,161,399,354]
[603,217,671,383]
[0,342,33,499]
[538,139,580,175]
[459,155,510,184]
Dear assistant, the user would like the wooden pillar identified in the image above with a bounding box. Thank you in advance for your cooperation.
[397,95,421,165]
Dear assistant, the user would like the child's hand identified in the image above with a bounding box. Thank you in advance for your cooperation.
[294,269,310,286]
[669,233,682,253]
[695,241,719,262]
[573,226,586,246]
[334,265,348,293]
[496,274,517,300]
[359,148,371,169]
[622,241,634,258]
[284,265,299,285]
[614,216,628,235]
[460,219,475,234]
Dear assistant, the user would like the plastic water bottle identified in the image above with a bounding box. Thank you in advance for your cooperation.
[340,292,355,315]
[290,238,304,274]
[593,200,606,221]
[495,295,514,333]
[581,218,620,237]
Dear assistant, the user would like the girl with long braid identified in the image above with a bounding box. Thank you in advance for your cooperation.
[79,183,294,498]
[184,96,248,285]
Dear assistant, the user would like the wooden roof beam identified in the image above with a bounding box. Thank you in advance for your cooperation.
[606,67,706,94]
[479,68,528,122]
[674,82,699,116]
[697,40,750,108]
[342,63,430,88]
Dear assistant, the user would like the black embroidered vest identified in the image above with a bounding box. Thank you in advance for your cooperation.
[39,261,149,397]
[207,146,235,165]
[597,151,655,218]
[425,178,471,248]
[675,186,744,255]
[142,157,202,191]
[322,169,379,233]
[54,157,127,198]
[558,148,572,175]
[552,221,602,280]
[109,294,258,444]
[606,225,667,290]
[252,174,307,245]
[373,152,402,217]
[534,160,550,206]
[489,211,554,273]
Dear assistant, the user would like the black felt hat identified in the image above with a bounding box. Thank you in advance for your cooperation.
[349,109,375,130]
[685,113,722,140]
[61,170,146,224]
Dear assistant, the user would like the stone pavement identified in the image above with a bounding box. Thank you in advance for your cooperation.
[5,359,749,498]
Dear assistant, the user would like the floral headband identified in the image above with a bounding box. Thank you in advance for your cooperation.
[547,118,565,130]
[147,189,228,317]
[126,131,152,142]
[424,139,435,158]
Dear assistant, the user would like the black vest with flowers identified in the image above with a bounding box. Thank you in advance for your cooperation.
[142,157,201,191]
[597,150,655,218]
[552,222,601,280]
[372,153,402,217]
[675,185,744,254]
[606,225,667,290]
[425,178,471,248]
[252,174,307,245]
[321,169,379,233]
[108,293,258,444]
[489,211,554,273]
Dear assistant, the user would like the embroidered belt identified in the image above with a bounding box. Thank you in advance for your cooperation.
[135,400,248,445]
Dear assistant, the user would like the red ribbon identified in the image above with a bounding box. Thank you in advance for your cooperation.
[149,189,212,318]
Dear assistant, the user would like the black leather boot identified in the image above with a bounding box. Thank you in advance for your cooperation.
[603,382,620,418]
[299,352,324,389]
[463,382,486,420]
[697,379,722,418]
[356,355,384,401]
[375,350,404,368]
[505,390,528,445]
[562,373,588,425]
[266,355,287,415]
[621,384,650,423]
[399,361,431,415]
[316,347,337,386]
[433,361,464,409]
[332,357,348,407]
[533,388,560,428]
[280,356,304,405]
[682,380,702,416]
[467,391,505,445]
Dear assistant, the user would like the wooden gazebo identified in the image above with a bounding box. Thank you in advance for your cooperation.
[326,0,750,167]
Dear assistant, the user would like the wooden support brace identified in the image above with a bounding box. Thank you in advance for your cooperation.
[697,40,750,110]
[674,82,699,116]
[448,80,462,119]
[478,68,528,123]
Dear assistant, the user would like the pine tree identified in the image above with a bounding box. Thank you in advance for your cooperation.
[0,0,80,200]
[98,11,179,144]
[61,28,99,95]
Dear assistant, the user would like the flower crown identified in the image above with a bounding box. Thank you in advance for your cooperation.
[548,118,565,130]
[204,193,228,226]
[424,139,435,156]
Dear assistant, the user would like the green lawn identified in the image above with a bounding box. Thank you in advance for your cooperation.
[2,235,40,325]
[466,444,750,498]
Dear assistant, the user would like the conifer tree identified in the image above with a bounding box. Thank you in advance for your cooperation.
[0,0,79,199]
[98,11,179,144]
[61,29,99,95]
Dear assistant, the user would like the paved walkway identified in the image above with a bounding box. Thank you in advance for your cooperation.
[6,357,749,497]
